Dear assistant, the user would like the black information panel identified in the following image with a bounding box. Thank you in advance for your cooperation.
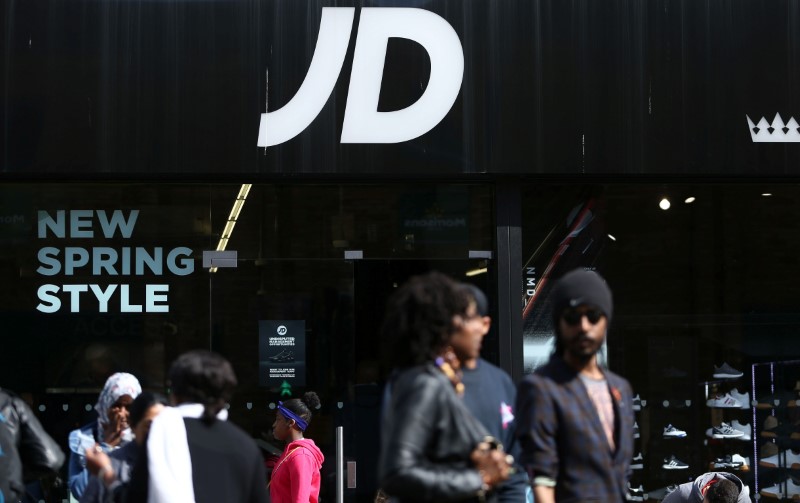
[258,320,306,387]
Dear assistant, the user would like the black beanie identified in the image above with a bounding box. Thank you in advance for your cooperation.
[551,269,613,324]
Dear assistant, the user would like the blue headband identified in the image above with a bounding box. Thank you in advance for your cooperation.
[277,401,308,432]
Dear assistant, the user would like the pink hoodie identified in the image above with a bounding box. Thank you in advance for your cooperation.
[269,438,325,503]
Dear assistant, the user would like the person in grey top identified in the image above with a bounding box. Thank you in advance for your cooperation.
[662,472,750,503]
[81,391,168,503]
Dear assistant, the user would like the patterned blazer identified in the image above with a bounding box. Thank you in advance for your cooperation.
[515,355,635,502]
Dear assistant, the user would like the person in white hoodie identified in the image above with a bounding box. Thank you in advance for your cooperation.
[662,472,750,503]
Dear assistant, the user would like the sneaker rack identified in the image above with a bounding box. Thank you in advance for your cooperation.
[701,365,754,498]
[752,360,800,501]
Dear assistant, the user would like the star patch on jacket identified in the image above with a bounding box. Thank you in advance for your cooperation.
[500,402,514,429]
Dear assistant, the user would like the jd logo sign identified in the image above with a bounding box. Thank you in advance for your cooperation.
[257,8,464,147]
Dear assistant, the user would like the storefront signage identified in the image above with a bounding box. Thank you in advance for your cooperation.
[258,7,463,147]
[747,114,800,143]
[259,320,307,387]
[35,210,194,313]
[6,0,800,175]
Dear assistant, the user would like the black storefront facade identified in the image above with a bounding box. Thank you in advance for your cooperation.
[3,0,800,501]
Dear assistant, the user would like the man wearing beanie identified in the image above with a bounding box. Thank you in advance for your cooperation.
[515,268,635,502]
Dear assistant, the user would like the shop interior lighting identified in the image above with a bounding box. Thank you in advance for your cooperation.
[607,234,617,241]
[762,193,773,197]
[465,267,488,277]
[210,183,252,273]
[659,197,671,210]
[684,196,696,204]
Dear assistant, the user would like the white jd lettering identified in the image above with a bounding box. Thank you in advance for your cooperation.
[258,8,464,147]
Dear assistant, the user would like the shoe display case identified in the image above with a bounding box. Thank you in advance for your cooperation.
[701,366,754,496]
[629,355,757,501]
[752,360,800,501]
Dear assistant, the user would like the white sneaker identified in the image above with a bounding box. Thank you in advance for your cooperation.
[706,393,742,408]
[729,388,751,409]
[759,450,784,468]
[631,452,644,469]
[633,421,640,438]
[730,420,752,440]
[731,454,750,471]
[663,424,687,438]
[632,394,645,411]
[628,484,644,502]
[788,477,800,498]
[760,481,783,499]
[786,449,800,469]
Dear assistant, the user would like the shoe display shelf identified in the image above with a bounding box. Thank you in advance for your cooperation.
[632,393,697,501]
[702,363,755,498]
[752,360,800,501]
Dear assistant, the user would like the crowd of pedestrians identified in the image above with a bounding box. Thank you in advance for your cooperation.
[0,268,747,502]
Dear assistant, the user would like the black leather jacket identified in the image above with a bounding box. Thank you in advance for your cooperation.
[0,389,65,502]
[379,364,496,503]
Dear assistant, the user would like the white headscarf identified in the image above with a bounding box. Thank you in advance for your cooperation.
[95,372,142,442]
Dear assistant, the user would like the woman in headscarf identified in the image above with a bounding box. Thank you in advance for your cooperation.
[67,372,141,500]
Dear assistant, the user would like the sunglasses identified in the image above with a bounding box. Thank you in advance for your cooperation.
[561,307,605,326]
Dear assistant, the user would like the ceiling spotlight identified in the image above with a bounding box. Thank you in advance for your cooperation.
[607,234,616,241]
[762,193,773,197]
[659,198,671,210]
[684,197,696,204]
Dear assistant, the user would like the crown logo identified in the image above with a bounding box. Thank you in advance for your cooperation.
[747,114,800,142]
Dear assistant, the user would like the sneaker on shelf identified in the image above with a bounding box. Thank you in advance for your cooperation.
[730,420,752,441]
[759,450,785,468]
[627,483,645,502]
[710,422,744,439]
[711,454,748,470]
[663,424,687,438]
[710,455,739,469]
[706,393,742,408]
[729,388,751,409]
[632,394,645,411]
[787,477,800,498]
[760,481,784,499]
[631,452,644,470]
[662,455,689,470]
[731,454,750,471]
[633,421,640,439]
[713,362,743,379]
[786,449,800,469]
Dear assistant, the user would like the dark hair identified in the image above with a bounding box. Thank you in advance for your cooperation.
[706,478,739,503]
[380,271,471,368]
[168,350,237,423]
[460,283,489,317]
[281,391,321,425]
[129,391,168,428]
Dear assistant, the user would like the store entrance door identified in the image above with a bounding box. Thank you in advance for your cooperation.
[208,257,490,502]
[342,258,492,503]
